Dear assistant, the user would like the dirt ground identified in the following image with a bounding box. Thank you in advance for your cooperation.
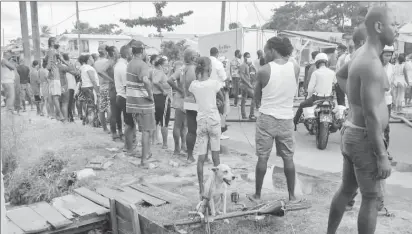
[2,112,412,234]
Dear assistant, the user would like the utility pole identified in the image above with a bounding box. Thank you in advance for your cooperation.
[30,2,41,63]
[19,2,31,66]
[220,1,226,31]
[2,28,4,47]
[76,1,81,56]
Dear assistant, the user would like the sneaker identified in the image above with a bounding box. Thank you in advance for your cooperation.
[220,134,230,140]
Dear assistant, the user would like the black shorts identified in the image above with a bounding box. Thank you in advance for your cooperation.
[154,94,171,127]
[116,95,134,128]
[34,95,41,102]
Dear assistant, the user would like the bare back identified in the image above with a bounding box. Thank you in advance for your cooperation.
[346,46,389,130]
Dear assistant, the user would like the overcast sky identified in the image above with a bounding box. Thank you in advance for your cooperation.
[1,1,283,45]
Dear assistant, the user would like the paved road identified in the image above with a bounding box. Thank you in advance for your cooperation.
[221,105,412,190]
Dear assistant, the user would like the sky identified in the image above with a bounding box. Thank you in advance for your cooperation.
[1,1,283,45]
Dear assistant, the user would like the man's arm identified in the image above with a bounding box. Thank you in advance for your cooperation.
[404,65,410,86]
[336,62,349,94]
[87,70,100,94]
[2,59,15,70]
[360,64,389,160]
[167,71,183,95]
[254,65,270,108]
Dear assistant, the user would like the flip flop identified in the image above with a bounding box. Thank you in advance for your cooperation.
[246,193,263,204]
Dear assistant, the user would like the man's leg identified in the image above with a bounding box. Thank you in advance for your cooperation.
[248,87,256,118]
[138,112,156,166]
[186,110,197,162]
[160,100,171,149]
[68,89,74,121]
[241,86,247,119]
[109,88,120,139]
[327,155,359,234]
[99,90,109,133]
[4,83,15,112]
[209,118,221,167]
[252,114,275,200]
[233,77,240,106]
[293,95,316,126]
[20,85,26,111]
[275,119,297,201]
[173,109,183,154]
[61,91,70,121]
[53,95,64,121]
[181,115,188,152]
[196,120,208,198]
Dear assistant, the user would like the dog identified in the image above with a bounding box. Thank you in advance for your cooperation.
[196,164,236,221]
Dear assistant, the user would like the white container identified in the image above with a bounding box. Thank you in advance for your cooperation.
[303,106,316,119]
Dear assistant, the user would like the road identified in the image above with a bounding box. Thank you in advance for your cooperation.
[221,104,412,190]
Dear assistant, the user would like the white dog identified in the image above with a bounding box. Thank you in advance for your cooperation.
[196,164,236,219]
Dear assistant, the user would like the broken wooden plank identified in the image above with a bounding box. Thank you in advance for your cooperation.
[110,199,119,234]
[7,206,50,233]
[121,187,166,207]
[6,218,24,234]
[58,194,108,217]
[117,216,134,234]
[42,215,107,234]
[74,187,110,208]
[112,197,141,234]
[96,187,143,205]
[138,213,168,234]
[51,197,74,220]
[131,183,187,204]
[29,201,72,229]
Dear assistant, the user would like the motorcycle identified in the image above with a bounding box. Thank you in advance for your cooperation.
[300,98,348,150]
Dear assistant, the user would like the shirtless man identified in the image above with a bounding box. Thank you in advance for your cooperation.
[327,7,398,234]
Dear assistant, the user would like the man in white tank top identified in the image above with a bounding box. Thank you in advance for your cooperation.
[248,36,301,204]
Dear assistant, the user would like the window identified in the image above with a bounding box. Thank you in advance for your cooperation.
[69,40,78,51]
[81,40,89,53]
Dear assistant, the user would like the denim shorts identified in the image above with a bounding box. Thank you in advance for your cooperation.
[255,113,295,159]
[340,125,384,198]
[195,118,221,155]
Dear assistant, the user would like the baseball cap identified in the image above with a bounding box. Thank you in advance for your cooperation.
[337,43,347,51]
[129,40,145,49]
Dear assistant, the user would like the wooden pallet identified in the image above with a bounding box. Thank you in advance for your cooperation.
[6,183,187,234]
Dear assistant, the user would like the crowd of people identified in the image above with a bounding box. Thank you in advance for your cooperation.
[1,5,411,234]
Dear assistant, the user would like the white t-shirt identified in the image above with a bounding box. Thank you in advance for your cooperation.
[209,56,227,88]
[80,64,99,88]
[307,66,337,97]
[189,78,221,122]
[114,58,128,98]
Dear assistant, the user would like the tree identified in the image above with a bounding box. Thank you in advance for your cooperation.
[264,2,369,33]
[120,2,193,36]
[71,21,98,34]
[97,23,120,34]
[40,25,52,37]
[229,22,242,30]
[71,21,124,34]
[160,39,189,62]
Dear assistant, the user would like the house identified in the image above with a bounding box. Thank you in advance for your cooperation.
[56,34,132,58]
[3,37,49,62]
[397,23,412,56]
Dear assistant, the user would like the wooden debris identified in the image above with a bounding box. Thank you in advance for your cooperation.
[130,183,187,205]
[29,202,72,229]
[86,156,112,170]
[96,187,144,205]
[74,187,110,208]
[54,195,108,218]
[6,218,24,234]
[7,206,50,233]
[121,187,166,207]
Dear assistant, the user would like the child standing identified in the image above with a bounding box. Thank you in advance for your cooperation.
[188,57,224,199]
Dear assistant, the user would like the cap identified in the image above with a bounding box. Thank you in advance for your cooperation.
[383,45,395,52]
[314,53,329,63]
[129,40,145,49]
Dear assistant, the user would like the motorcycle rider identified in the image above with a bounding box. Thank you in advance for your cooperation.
[293,53,336,130]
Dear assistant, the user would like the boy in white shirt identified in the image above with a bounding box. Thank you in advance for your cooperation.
[189,56,224,199]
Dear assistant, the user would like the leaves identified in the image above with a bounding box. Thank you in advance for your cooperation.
[120,1,193,34]
[229,22,242,30]
[264,2,368,33]
[70,21,123,35]
[40,26,52,37]
[160,39,189,62]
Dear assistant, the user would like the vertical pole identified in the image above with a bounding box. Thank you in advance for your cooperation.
[19,1,31,66]
[76,1,81,56]
[2,28,4,47]
[30,1,41,62]
[220,1,226,31]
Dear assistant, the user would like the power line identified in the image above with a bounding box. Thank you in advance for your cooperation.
[49,2,126,28]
